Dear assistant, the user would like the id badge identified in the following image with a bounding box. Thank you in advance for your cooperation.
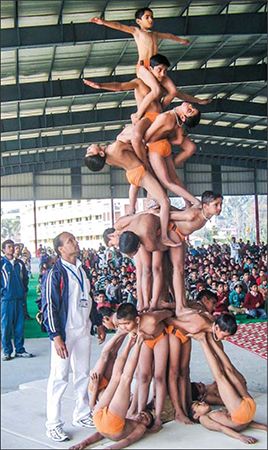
[78,298,89,308]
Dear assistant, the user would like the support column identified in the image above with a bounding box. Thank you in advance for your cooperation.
[71,167,82,199]
[110,167,115,226]
[33,173,38,257]
[183,164,190,242]
[254,169,260,244]
[211,164,222,194]
[254,195,260,244]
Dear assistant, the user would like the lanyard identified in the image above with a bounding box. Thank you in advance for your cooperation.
[63,264,84,295]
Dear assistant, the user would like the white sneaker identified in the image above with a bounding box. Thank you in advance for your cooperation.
[73,411,95,428]
[46,425,70,442]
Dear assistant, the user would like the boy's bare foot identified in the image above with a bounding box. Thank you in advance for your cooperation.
[175,412,194,425]
[147,419,163,433]
[161,236,182,248]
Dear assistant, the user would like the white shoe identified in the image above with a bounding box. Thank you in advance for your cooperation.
[73,411,95,428]
[46,425,70,442]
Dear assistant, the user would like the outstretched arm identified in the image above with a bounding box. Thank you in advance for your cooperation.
[104,423,146,449]
[199,416,258,444]
[155,31,189,46]
[90,17,137,35]
[69,431,104,449]
[83,78,139,92]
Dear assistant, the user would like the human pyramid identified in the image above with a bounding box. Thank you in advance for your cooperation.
[71,7,267,449]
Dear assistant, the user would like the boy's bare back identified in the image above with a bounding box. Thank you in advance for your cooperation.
[106,140,144,171]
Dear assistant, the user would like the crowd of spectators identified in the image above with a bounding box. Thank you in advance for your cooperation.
[35,238,267,324]
[185,238,267,319]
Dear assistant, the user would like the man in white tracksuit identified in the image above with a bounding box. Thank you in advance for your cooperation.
[42,232,98,443]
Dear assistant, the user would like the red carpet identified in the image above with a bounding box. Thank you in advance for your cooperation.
[226,322,267,360]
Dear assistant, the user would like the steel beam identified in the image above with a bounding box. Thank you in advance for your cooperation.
[2,64,266,103]
[1,13,266,50]
[1,103,266,142]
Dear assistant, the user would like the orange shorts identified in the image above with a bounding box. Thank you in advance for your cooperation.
[88,376,109,394]
[157,221,185,241]
[93,406,125,435]
[231,397,256,424]
[144,329,167,349]
[166,325,189,344]
[136,59,150,75]
[147,139,171,158]
[168,221,185,241]
[126,165,146,187]
[144,111,160,122]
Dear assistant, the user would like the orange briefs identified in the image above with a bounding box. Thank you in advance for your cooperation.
[144,329,167,350]
[88,376,109,394]
[231,397,256,425]
[136,59,150,75]
[156,221,185,241]
[145,111,160,122]
[93,406,125,435]
[125,165,146,187]
[147,139,171,158]
[168,221,185,241]
[166,325,189,344]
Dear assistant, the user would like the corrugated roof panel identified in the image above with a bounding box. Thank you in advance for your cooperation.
[1,49,16,82]
[19,47,54,82]
[227,1,262,14]
[187,1,227,16]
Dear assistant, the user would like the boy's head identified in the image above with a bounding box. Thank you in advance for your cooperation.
[135,7,153,29]
[196,289,217,313]
[98,306,115,329]
[103,227,119,248]
[112,276,118,285]
[149,54,170,82]
[250,282,258,292]
[214,313,237,340]
[217,281,224,293]
[188,401,211,423]
[84,144,107,172]
[201,191,223,216]
[235,283,242,293]
[134,410,155,429]
[97,290,107,303]
[191,381,206,400]
[2,239,15,257]
[116,303,140,333]
[175,102,201,128]
[119,231,141,257]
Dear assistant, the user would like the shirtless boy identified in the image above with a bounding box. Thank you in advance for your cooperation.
[84,53,208,175]
[90,7,191,124]
[106,191,222,313]
[188,331,267,443]
[116,303,173,432]
[70,332,155,450]
[84,140,180,248]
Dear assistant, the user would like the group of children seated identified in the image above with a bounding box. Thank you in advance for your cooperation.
[69,7,267,448]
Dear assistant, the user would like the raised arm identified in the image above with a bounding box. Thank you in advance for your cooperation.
[199,415,258,444]
[154,31,189,46]
[83,78,139,92]
[90,17,137,35]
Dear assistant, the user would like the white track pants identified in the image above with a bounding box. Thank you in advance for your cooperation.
[46,328,91,430]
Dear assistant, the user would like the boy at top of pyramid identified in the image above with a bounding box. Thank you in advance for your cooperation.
[90,7,211,125]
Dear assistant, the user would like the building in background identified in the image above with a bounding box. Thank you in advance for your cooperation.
[19,197,148,255]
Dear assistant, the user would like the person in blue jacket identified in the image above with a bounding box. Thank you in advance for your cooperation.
[1,239,33,361]
[42,231,105,443]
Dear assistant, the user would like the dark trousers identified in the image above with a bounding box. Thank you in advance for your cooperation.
[1,299,25,355]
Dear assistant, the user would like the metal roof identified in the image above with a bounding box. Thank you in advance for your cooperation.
[1,0,267,177]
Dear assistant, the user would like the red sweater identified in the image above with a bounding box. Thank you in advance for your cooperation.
[244,292,265,310]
